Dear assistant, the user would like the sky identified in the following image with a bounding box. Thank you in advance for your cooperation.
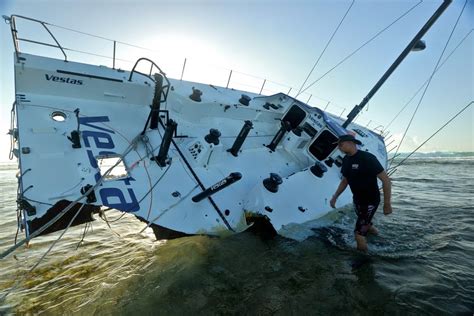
[0,0,472,162]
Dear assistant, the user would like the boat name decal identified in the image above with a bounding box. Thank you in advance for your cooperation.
[308,115,324,129]
[45,74,83,85]
[79,115,140,212]
[210,179,227,191]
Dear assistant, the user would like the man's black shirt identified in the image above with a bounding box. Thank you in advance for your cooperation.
[341,150,384,204]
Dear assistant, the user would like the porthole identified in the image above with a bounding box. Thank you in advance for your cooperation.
[51,111,67,122]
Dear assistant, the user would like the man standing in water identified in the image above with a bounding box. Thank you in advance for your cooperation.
[330,134,392,252]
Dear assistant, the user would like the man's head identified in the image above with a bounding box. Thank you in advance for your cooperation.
[335,134,361,155]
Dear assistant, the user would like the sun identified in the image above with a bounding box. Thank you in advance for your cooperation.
[122,33,229,85]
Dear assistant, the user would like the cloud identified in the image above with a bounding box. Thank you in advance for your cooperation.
[390,133,420,153]
[389,132,445,153]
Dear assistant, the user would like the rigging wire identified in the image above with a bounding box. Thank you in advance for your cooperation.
[10,103,178,241]
[0,130,152,300]
[8,107,171,259]
[36,202,83,264]
[296,0,355,99]
[383,28,473,132]
[388,101,473,176]
[1,133,142,260]
[98,209,123,237]
[138,164,171,206]
[9,4,423,115]
[138,184,200,234]
[76,218,94,249]
[1,126,190,299]
[18,103,156,224]
[47,21,160,53]
[62,46,131,63]
[0,203,86,302]
[389,0,468,168]
[42,17,296,95]
[99,208,127,223]
[297,0,423,97]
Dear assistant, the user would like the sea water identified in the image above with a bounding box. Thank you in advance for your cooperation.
[0,153,473,315]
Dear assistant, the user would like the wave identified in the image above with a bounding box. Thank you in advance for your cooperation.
[389,151,474,160]
[390,158,474,167]
[0,163,18,171]
[389,152,474,166]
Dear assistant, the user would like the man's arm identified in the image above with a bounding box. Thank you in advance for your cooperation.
[377,171,392,215]
[330,177,348,208]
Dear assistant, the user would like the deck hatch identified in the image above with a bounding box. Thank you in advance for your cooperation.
[97,156,129,180]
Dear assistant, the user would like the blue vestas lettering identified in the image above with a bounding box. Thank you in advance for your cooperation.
[80,116,140,212]
[100,188,139,212]
[45,74,83,85]
[116,176,136,186]
[79,116,115,134]
[82,131,114,149]
[87,150,98,168]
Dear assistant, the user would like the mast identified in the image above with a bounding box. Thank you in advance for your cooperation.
[342,0,452,129]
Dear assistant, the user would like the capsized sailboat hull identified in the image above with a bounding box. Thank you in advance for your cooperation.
[12,52,387,240]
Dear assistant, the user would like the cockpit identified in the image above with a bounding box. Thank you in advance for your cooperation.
[279,103,346,163]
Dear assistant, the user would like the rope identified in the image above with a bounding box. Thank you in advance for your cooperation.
[32,203,86,270]
[1,127,177,299]
[8,102,16,160]
[0,203,86,302]
[383,28,473,132]
[1,79,181,300]
[1,133,141,260]
[390,0,468,168]
[388,101,473,175]
[56,177,85,197]
[297,0,422,96]
[98,210,122,237]
[11,102,172,231]
[99,208,126,223]
[3,147,172,299]
[134,130,167,221]
[76,220,92,249]
[138,184,199,234]
[19,103,156,225]
[1,129,186,302]
[296,0,355,98]
[14,212,20,245]
[141,159,172,205]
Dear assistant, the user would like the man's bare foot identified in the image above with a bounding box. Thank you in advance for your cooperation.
[368,225,378,236]
[355,233,368,252]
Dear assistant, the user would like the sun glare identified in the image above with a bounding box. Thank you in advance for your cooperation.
[131,34,231,86]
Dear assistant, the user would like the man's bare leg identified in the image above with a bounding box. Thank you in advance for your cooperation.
[355,233,368,252]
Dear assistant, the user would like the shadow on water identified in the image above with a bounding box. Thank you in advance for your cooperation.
[105,232,399,316]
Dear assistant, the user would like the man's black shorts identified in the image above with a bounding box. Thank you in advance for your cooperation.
[354,202,379,236]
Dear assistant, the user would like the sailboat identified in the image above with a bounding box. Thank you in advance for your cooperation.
[3,1,452,244]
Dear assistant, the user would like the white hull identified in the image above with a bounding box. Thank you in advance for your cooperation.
[13,53,387,240]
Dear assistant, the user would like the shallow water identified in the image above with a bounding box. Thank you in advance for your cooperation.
[0,155,473,315]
